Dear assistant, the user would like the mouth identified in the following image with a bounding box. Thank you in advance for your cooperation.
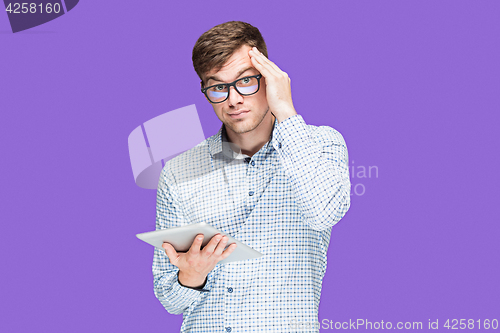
[228,110,249,119]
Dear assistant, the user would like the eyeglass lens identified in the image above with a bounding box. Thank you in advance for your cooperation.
[207,76,259,103]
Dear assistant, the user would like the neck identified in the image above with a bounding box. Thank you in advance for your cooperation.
[226,111,275,157]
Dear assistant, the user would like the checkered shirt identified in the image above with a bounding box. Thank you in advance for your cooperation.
[152,114,351,332]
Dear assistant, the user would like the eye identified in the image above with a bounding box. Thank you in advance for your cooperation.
[215,85,225,91]
[241,77,250,84]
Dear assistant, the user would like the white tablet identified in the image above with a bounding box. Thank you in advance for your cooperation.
[136,222,263,264]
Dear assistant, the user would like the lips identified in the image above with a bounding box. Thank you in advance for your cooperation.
[228,110,250,119]
[228,110,249,116]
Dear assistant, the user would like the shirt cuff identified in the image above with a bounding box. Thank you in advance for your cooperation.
[176,272,209,292]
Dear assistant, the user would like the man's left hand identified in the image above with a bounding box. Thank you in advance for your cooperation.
[249,47,297,123]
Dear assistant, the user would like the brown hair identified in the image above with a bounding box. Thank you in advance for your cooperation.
[192,21,268,86]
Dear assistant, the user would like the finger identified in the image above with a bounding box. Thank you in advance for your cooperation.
[162,243,180,265]
[213,235,229,256]
[202,233,222,257]
[253,54,289,84]
[250,51,281,78]
[258,53,283,75]
[248,48,279,73]
[220,243,237,260]
[250,55,278,80]
[251,47,285,76]
[188,234,204,255]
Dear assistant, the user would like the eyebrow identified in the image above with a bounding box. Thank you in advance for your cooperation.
[205,67,256,86]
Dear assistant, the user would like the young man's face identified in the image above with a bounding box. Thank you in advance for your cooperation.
[202,44,271,135]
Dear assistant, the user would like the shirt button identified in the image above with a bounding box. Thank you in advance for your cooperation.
[249,191,254,196]
[226,327,232,332]
[251,161,255,166]
[278,142,282,148]
[227,287,233,293]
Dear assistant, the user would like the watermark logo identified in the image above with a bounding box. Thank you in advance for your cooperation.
[128,105,205,189]
[3,0,79,33]
[349,160,378,197]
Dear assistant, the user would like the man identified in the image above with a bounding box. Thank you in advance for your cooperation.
[153,21,351,332]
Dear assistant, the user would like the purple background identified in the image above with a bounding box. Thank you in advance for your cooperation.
[1,1,499,332]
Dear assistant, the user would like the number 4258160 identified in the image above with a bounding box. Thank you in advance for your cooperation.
[5,3,62,14]
[444,319,499,330]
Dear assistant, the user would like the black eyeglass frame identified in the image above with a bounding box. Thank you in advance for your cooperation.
[201,74,263,104]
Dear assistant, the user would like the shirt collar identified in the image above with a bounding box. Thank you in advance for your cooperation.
[208,116,278,160]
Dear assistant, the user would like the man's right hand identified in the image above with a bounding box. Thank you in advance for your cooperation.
[162,233,237,288]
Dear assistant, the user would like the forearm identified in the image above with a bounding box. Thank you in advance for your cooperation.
[273,115,351,231]
[153,271,200,314]
[153,248,211,314]
[153,168,205,314]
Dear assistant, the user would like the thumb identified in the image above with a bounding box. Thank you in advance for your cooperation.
[162,243,180,265]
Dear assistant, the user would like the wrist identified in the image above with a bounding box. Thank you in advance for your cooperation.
[178,271,207,289]
[274,107,297,123]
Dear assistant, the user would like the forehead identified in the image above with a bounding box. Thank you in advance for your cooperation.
[205,45,257,84]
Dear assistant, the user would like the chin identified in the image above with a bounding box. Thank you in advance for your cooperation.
[227,122,256,135]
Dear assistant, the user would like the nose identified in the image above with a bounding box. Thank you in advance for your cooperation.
[227,86,244,106]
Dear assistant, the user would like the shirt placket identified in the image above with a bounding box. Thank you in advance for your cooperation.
[222,265,237,333]
[245,156,260,218]
[225,159,249,234]
[223,158,247,333]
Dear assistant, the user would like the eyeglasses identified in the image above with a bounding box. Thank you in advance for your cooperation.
[201,74,262,104]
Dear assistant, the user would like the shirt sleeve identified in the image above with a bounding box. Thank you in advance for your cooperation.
[152,166,212,315]
[272,114,351,231]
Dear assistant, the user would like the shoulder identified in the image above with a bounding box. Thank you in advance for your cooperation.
[273,114,348,153]
[159,132,217,186]
[288,114,347,147]
[307,123,347,147]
